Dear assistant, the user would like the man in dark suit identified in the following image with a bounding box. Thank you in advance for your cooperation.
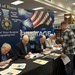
[0,43,17,66]
[15,35,32,59]
[35,35,49,53]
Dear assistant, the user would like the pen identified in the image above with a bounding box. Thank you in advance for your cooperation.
[7,72,13,75]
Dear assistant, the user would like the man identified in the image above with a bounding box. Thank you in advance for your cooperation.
[35,35,49,53]
[15,35,32,59]
[0,43,17,66]
[46,34,57,48]
[60,21,75,75]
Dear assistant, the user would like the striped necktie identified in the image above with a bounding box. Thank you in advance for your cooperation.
[25,45,27,54]
[41,43,44,50]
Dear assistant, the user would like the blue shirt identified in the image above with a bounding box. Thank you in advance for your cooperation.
[1,51,7,61]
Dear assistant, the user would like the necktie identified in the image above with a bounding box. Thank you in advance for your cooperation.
[41,43,44,50]
[25,45,27,54]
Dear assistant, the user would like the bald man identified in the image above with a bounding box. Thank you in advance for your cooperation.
[15,35,32,59]
[0,43,17,66]
[35,35,49,53]
[45,34,57,48]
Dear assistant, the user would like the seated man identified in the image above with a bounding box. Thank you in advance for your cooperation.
[15,35,32,59]
[0,43,17,66]
[46,34,62,48]
[46,34,57,48]
[35,35,49,53]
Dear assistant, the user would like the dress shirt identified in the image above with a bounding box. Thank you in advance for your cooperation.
[41,43,44,50]
[1,54,7,61]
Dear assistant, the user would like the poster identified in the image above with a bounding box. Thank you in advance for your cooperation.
[18,8,54,49]
[0,3,20,50]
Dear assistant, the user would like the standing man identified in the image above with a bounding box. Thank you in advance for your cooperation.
[60,21,75,75]
[0,43,17,66]
[15,35,32,59]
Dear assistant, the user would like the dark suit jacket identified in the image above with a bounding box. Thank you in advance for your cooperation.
[35,40,46,53]
[0,49,17,62]
[15,41,32,59]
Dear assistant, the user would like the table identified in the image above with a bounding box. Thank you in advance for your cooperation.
[14,57,66,75]
[0,54,66,75]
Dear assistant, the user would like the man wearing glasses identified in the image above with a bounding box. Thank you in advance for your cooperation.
[0,43,17,66]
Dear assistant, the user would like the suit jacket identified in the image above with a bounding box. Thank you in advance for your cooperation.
[0,49,17,62]
[35,40,46,53]
[45,38,56,47]
[15,41,32,59]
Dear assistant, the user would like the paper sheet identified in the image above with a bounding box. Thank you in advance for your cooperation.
[0,64,9,69]
[9,63,26,69]
[33,59,48,65]
[42,50,51,55]
[52,47,61,51]
[0,68,21,75]
[29,53,43,59]
[61,55,70,65]
[50,53,61,56]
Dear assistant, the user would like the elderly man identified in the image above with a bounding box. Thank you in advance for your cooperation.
[35,35,49,53]
[0,43,17,66]
[15,35,32,59]
[46,34,57,48]
[60,21,75,75]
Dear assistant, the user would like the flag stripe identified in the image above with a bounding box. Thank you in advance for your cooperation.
[30,11,38,20]
[29,11,52,28]
[34,12,47,28]
[38,12,49,25]
[46,17,52,25]
[43,14,50,24]
[30,11,35,18]
[31,11,40,23]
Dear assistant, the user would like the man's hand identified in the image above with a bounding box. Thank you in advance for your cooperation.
[0,62,6,66]
[58,44,62,47]
[5,59,12,64]
[44,48,50,51]
[28,52,32,55]
[54,44,58,47]
[61,53,65,58]
[24,54,30,59]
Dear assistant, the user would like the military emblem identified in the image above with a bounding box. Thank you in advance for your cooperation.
[1,9,12,30]
[1,17,12,30]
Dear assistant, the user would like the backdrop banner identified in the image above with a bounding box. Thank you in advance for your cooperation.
[18,9,54,48]
[0,3,20,50]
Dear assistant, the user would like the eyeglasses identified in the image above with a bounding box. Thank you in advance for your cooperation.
[22,39,29,42]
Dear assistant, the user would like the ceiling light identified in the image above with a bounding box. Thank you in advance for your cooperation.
[72,15,75,18]
[34,0,72,12]
[32,7,44,10]
[11,0,24,5]
[72,3,75,5]
[65,15,70,18]
[53,11,57,13]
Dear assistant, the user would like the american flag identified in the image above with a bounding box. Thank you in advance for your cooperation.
[29,11,52,28]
